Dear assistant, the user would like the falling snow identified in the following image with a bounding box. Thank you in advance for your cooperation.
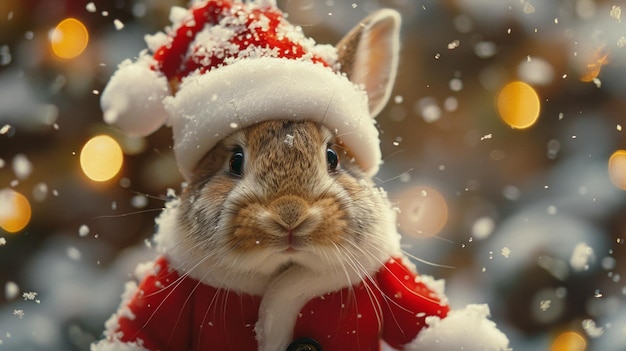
[449,78,463,91]
[522,1,535,14]
[78,224,90,237]
[415,97,442,123]
[4,282,19,300]
[610,5,622,22]
[284,134,294,147]
[85,2,96,13]
[447,40,460,50]
[473,41,497,58]
[0,1,624,350]
[472,217,495,240]
[67,246,82,261]
[131,195,148,209]
[582,319,605,338]
[22,292,39,304]
[113,19,124,30]
[32,182,48,202]
[570,242,594,271]
[539,300,551,311]
[11,154,32,180]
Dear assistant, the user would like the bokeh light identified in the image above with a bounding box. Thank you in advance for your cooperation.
[396,186,449,238]
[608,149,626,190]
[580,46,609,83]
[80,135,124,182]
[0,188,32,233]
[50,18,89,59]
[496,81,541,129]
[550,331,587,351]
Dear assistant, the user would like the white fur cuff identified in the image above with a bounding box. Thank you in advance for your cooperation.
[405,304,510,351]
[90,339,148,351]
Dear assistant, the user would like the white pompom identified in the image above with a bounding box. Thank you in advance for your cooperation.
[101,57,170,137]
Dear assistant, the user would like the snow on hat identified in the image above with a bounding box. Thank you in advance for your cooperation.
[101,0,380,181]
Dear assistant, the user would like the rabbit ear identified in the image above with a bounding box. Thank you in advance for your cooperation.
[336,9,401,117]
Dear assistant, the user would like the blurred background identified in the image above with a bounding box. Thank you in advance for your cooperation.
[0,0,625,350]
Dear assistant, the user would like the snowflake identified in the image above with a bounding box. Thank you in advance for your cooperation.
[13,310,25,319]
[539,300,551,311]
[284,134,294,147]
[22,291,40,304]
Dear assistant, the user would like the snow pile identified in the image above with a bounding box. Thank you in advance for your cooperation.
[407,304,510,351]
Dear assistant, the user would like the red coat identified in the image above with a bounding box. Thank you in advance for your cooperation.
[104,256,449,351]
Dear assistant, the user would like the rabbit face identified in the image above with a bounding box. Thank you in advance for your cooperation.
[176,120,398,290]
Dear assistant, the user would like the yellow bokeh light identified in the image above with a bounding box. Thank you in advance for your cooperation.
[50,18,89,59]
[396,186,449,238]
[550,331,586,351]
[608,149,626,190]
[580,45,609,82]
[497,81,541,129]
[0,189,32,233]
[80,135,124,182]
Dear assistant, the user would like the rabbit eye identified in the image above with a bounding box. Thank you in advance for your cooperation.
[326,146,339,172]
[229,147,244,176]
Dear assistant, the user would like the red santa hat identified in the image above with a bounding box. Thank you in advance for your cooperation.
[101,0,383,181]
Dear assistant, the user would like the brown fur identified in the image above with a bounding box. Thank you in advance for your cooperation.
[179,120,364,256]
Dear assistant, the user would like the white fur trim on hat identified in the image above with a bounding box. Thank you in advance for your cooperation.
[164,57,381,180]
[101,55,171,137]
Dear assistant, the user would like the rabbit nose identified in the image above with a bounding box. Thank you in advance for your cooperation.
[268,195,308,229]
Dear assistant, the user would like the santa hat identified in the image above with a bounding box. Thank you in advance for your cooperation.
[101,0,387,181]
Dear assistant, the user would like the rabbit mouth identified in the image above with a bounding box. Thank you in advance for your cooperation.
[228,194,347,252]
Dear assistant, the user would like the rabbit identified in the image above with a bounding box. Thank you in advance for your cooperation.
[92,1,510,350]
